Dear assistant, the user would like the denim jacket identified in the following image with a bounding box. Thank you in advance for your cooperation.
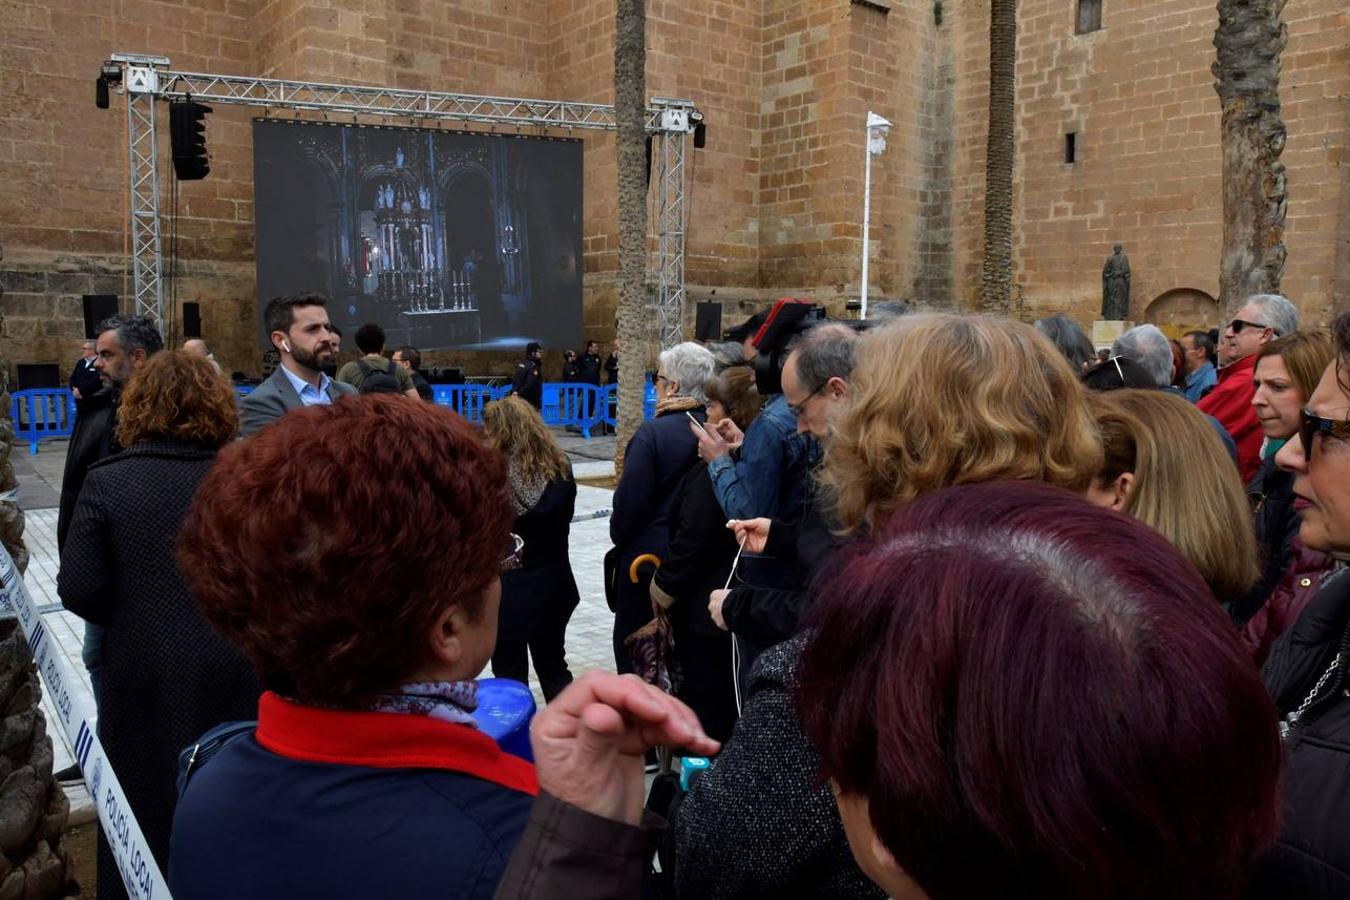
[708,395,817,523]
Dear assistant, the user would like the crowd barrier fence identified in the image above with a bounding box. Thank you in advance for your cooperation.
[10,389,78,455]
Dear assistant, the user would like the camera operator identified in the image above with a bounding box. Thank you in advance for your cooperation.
[708,322,858,672]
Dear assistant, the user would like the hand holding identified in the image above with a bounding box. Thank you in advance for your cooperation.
[692,420,731,463]
[711,418,744,450]
[727,518,771,554]
[530,672,719,825]
[708,589,731,631]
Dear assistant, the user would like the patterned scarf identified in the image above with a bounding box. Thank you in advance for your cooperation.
[369,681,478,727]
[508,461,548,516]
[655,395,702,417]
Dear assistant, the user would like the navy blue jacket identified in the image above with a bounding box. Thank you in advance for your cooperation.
[170,692,535,900]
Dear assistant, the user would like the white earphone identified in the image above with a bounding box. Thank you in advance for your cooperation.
[281,340,292,353]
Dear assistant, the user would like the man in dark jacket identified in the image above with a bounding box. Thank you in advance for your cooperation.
[512,342,544,409]
[392,345,434,401]
[69,339,102,402]
[709,325,858,676]
[57,313,163,724]
[1249,310,1350,898]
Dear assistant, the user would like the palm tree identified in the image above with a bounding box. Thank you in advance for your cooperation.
[1213,0,1288,312]
[979,0,1017,314]
[613,0,647,474]
[0,241,77,898]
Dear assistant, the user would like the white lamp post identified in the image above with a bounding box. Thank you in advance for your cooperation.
[860,111,891,320]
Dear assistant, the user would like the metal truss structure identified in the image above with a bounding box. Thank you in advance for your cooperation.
[104,52,698,347]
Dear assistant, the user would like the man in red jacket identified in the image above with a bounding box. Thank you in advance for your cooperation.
[1199,293,1300,483]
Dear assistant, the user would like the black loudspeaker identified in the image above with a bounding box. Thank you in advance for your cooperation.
[82,294,120,338]
[693,121,707,149]
[17,364,60,390]
[695,302,722,342]
[183,301,202,338]
[170,101,212,181]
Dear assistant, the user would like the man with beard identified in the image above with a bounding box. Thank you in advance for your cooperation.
[56,314,162,736]
[240,293,355,437]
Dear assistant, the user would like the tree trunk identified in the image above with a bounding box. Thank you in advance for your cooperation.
[0,241,77,898]
[979,0,1017,314]
[1213,0,1288,313]
[614,0,647,476]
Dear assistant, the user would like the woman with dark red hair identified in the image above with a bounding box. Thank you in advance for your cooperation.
[798,480,1281,899]
[169,396,536,900]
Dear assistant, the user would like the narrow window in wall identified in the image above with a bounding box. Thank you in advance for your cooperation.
[1076,0,1102,34]
[1065,132,1078,164]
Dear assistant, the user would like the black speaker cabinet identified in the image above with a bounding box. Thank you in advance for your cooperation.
[695,302,722,343]
[183,301,202,338]
[82,295,120,339]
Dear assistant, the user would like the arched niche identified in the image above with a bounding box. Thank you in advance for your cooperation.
[1144,288,1220,338]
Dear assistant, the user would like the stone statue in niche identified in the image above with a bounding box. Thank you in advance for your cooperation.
[1101,244,1131,320]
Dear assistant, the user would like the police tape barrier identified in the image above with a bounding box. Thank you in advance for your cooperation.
[0,544,172,900]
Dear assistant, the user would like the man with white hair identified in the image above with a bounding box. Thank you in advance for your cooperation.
[1200,293,1300,482]
[1111,324,1173,390]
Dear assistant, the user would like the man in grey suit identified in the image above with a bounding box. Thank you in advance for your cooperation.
[240,293,356,437]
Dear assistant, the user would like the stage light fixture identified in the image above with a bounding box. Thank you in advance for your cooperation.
[170,100,212,181]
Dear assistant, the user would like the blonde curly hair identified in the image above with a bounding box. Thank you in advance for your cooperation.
[481,395,570,484]
[821,313,1103,532]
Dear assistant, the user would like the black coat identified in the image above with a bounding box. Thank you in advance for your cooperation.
[1236,458,1300,624]
[498,477,581,644]
[1248,569,1350,898]
[576,353,603,386]
[69,356,102,399]
[58,440,261,894]
[56,386,118,552]
[511,358,543,408]
[652,465,739,742]
[721,485,840,659]
[674,639,884,900]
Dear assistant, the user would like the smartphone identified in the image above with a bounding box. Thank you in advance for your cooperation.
[687,411,711,437]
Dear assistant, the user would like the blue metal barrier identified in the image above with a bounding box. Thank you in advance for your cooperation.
[11,388,77,454]
[431,384,507,421]
[428,382,652,434]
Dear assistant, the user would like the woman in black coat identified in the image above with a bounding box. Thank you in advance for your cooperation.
[58,352,260,900]
[650,366,760,743]
[609,342,715,674]
[483,396,581,702]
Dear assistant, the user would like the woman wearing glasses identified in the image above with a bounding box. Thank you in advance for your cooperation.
[169,396,536,900]
[483,396,581,703]
[1251,311,1350,899]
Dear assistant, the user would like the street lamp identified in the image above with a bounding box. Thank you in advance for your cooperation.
[860,111,891,320]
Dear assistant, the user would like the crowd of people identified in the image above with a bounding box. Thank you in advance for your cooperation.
[40,288,1350,899]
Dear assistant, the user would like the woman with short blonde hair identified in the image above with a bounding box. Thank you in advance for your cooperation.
[1086,389,1259,606]
[822,313,1103,532]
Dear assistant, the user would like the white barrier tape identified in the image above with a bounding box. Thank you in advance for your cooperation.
[0,545,171,900]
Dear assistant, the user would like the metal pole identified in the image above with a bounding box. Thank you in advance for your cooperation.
[861,134,873,321]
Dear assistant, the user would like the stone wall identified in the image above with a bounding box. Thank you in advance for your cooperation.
[1,0,1347,384]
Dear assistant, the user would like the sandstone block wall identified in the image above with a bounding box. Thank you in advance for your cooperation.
[1,0,1347,383]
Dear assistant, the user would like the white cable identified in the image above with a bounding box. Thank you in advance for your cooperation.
[724,534,747,716]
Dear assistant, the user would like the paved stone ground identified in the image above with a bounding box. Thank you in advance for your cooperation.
[10,429,621,780]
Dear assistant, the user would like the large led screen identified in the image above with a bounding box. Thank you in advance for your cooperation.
[253,120,583,350]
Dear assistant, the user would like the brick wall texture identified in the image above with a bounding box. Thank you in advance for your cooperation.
[2,0,1348,378]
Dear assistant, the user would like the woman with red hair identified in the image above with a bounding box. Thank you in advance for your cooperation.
[798,480,1281,899]
[170,396,536,900]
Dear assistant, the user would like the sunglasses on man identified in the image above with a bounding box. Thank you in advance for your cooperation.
[1227,318,1270,334]
[1299,408,1350,457]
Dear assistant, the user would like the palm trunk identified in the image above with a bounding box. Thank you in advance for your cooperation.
[979,0,1017,314]
[614,0,647,476]
[0,240,77,898]
[1213,0,1288,313]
